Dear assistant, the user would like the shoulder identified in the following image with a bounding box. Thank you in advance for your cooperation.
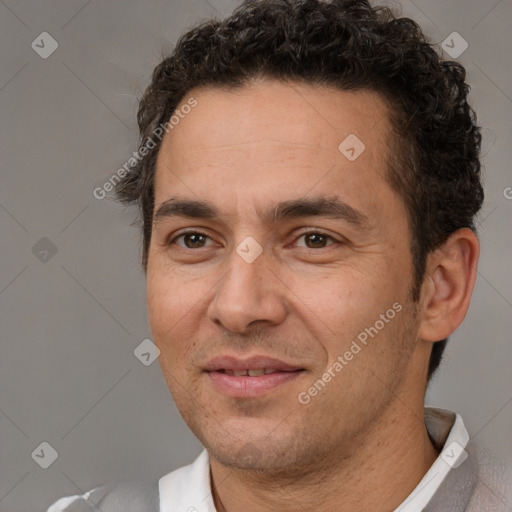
[466,446,512,511]
[47,480,159,512]
[48,451,209,512]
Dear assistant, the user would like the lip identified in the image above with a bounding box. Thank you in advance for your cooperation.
[204,355,302,372]
[204,355,305,398]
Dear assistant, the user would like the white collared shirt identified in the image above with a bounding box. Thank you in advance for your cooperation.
[159,407,469,512]
[48,407,469,511]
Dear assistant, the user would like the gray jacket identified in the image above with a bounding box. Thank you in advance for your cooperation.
[48,441,511,512]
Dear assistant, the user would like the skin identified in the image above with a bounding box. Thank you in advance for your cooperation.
[146,78,480,512]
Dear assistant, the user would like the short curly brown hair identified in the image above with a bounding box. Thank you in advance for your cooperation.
[115,0,483,381]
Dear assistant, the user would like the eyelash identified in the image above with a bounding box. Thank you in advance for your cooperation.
[167,229,214,248]
[167,229,339,249]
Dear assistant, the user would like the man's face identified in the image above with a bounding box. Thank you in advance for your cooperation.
[146,79,426,473]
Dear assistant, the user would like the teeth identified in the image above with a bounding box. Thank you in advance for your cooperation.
[248,369,265,377]
[223,368,279,376]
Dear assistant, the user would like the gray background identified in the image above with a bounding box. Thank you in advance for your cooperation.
[0,0,511,510]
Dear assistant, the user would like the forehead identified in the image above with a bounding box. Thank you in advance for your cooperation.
[160,79,391,155]
[153,79,398,219]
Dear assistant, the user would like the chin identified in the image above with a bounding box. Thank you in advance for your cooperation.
[195,418,307,472]
[207,441,293,472]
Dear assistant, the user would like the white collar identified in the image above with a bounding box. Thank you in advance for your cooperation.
[159,407,468,512]
[395,407,469,511]
[159,449,216,512]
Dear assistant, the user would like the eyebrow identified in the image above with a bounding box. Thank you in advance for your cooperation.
[153,196,371,229]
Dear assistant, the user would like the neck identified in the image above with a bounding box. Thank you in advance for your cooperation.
[209,400,439,512]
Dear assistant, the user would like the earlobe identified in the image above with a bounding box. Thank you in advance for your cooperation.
[417,228,480,342]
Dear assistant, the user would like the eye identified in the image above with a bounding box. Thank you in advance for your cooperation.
[167,229,339,250]
[169,230,214,249]
[293,230,337,249]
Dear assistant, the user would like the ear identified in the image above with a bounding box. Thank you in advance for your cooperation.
[417,228,480,342]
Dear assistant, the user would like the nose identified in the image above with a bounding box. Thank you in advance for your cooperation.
[207,245,288,334]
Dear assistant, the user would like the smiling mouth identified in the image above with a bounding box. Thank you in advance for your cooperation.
[219,368,298,376]
[207,368,305,397]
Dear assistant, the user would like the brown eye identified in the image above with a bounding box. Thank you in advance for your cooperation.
[305,233,328,248]
[183,233,207,248]
[295,231,336,249]
[170,231,213,249]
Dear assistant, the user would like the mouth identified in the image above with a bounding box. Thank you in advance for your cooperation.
[204,355,305,398]
[219,368,291,376]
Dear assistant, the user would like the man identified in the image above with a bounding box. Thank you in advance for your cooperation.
[48,0,511,510]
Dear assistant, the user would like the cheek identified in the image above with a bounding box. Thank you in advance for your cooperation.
[290,265,406,360]
[146,262,215,363]
[146,268,189,346]
[289,265,382,325]
[146,271,172,335]
[146,278,195,388]
[147,258,198,319]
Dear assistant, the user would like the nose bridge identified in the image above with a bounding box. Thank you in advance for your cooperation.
[225,251,265,299]
[208,240,287,332]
